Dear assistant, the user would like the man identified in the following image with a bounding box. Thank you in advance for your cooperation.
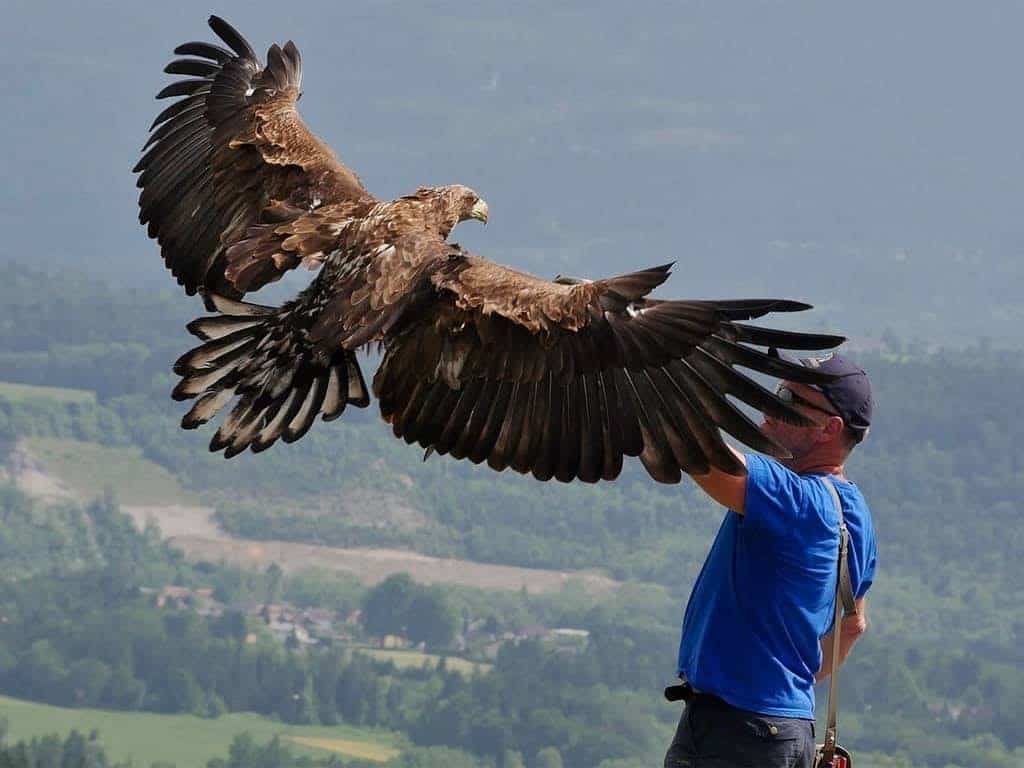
[664,352,877,768]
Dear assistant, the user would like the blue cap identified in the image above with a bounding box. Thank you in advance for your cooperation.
[788,352,873,440]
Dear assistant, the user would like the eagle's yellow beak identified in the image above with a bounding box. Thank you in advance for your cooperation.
[469,199,489,224]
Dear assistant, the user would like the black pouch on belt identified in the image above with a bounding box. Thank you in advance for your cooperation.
[663,683,694,703]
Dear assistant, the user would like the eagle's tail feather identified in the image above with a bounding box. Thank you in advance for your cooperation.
[173,294,369,457]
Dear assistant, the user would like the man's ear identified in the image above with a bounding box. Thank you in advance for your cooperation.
[823,415,846,440]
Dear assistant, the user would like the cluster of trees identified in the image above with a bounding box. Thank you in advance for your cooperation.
[207,734,347,768]
[208,734,512,768]
[361,574,459,648]
[0,726,117,768]
[0,724,378,768]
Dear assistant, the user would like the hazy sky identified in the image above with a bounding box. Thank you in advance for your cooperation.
[4,1,1023,344]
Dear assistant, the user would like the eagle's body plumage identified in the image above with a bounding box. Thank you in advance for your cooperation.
[135,16,846,483]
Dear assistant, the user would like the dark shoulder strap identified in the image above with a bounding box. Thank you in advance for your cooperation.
[822,478,857,616]
[820,476,856,763]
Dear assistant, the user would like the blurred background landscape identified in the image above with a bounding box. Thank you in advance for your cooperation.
[1,2,1022,767]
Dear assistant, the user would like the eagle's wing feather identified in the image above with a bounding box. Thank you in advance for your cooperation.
[309,234,458,353]
[376,260,845,482]
[135,15,376,298]
[168,233,454,458]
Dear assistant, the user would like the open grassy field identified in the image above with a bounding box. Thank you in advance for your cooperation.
[354,647,492,675]
[0,380,96,405]
[23,437,196,506]
[0,694,402,767]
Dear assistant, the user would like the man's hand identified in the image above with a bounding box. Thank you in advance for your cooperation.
[817,597,868,681]
[689,448,748,513]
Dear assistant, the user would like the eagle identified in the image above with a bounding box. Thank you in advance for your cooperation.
[134,16,844,484]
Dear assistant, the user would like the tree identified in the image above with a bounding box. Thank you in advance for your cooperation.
[313,650,343,726]
[103,666,145,710]
[30,735,62,768]
[165,668,204,715]
[211,610,249,643]
[20,640,67,703]
[205,691,228,718]
[535,747,563,768]
[66,659,112,707]
[337,656,379,725]
[224,733,259,768]
[362,573,416,639]
[406,588,459,649]
[280,673,317,725]
[389,746,482,768]
[59,731,87,768]
[264,563,284,605]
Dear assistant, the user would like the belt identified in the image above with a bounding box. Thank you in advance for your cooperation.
[664,682,731,708]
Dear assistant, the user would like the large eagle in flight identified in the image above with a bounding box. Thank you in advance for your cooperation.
[135,16,843,484]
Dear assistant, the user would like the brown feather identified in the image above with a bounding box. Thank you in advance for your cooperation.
[136,16,376,297]
[576,373,603,483]
[595,371,623,481]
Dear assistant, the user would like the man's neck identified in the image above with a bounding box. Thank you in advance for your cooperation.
[784,455,846,479]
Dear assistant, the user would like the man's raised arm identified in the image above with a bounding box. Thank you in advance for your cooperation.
[690,448,748,514]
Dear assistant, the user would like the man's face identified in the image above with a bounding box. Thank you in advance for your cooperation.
[762,381,840,461]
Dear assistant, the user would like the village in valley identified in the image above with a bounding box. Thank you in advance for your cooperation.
[142,583,591,665]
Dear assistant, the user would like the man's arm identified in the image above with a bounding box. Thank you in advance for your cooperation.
[816,597,868,682]
[689,447,748,513]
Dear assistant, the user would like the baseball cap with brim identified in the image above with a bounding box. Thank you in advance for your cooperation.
[772,350,873,441]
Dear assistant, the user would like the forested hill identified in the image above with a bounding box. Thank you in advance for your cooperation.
[1,261,1020,590]
[1,263,1023,766]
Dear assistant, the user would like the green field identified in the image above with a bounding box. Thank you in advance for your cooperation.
[24,437,196,506]
[0,695,402,767]
[0,380,95,405]
[355,647,492,676]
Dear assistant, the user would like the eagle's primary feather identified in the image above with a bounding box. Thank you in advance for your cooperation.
[136,15,846,482]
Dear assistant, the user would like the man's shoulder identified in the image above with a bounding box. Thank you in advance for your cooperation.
[745,454,837,505]
[829,476,873,524]
[747,455,869,513]
[742,455,838,534]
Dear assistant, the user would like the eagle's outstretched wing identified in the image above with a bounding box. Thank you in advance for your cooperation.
[173,242,842,477]
[174,240,839,479]
[373,259,845,483]
[134,15,375,298]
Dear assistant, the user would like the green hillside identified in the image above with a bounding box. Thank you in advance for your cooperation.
[23,436,196,506]
[0,381,95,406]
[0,694,401,767]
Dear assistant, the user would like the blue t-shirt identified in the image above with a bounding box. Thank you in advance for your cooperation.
[676,454,877,719]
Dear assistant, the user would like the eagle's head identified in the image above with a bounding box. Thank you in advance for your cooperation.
[412,184,488,237]
[449,184,489,225]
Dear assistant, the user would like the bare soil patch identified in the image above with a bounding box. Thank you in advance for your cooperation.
[8,440,619,595]
[2,441,76,500]
[172,533,618,594]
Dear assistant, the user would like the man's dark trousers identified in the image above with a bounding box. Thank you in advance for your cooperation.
[664,693,816,767]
